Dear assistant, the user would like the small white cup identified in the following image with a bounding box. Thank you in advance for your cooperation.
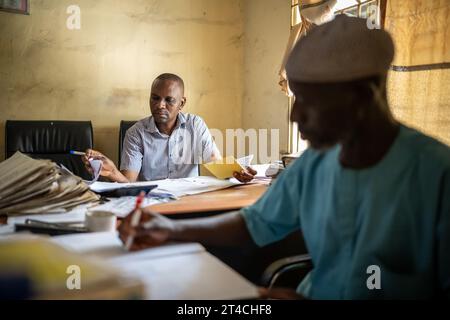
[85,210,117,232]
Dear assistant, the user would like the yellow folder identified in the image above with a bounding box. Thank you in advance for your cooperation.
[203,156,244,179]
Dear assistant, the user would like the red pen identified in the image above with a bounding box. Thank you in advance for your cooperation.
[125,191,146,250]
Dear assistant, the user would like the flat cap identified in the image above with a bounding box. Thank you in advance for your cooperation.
[286,15,395,83]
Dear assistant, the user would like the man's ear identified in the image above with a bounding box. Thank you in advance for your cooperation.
[179,97,186,110]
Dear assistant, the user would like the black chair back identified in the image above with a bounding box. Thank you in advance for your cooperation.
[118,121,137,168]
[5,120,93,180]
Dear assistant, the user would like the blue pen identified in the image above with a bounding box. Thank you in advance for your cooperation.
[70,150,85,156]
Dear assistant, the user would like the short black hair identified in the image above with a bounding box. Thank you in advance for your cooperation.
[153,73,184,92]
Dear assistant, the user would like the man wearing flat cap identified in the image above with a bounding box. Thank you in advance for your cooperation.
[118,16,450,299]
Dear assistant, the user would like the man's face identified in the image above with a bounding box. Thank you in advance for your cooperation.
[149,79,186,125]
[289,81,362,150]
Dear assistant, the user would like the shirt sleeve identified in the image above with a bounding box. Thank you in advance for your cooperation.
[240,158,304,247]
[193,116,219,163]
[119,127,144,172]
[437,166,450,298]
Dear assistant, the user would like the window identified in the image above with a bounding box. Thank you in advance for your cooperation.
[287,0,384,154]
[335,0,380,21]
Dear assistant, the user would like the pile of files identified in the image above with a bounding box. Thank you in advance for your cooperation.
[0,152,99,216]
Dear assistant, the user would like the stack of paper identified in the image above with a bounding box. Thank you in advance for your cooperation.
[0,152,99,216]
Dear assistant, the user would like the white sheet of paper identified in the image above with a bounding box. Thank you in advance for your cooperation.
[89,197,164,218]
[89,159,103,183]
[88,181,158,193]
[250,163,272,178]
[152,176,241,197]
[52,232,204,260]
[7,204,90,226]
[110,250,258,300]
[0,224,15,236]
[89,176,240,197]
[237,154,254,167]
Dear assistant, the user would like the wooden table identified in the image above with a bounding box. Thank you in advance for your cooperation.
[147,182,268,215]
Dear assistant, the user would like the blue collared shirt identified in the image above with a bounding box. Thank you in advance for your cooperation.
[120,113,217,181]
[241,124,450,299]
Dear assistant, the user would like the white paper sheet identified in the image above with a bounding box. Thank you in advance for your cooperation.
[89,159,103,183]
[251,163,272,178]
[7,204,90,226]
[237,154,254,167]
[89,176,241,197]
[52,232,204,260]
[89,196,164,218]
[152,176,241,197]
[88,180,158,193]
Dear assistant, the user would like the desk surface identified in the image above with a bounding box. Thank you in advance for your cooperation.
[147,182,268,215]
[52,232,258,300]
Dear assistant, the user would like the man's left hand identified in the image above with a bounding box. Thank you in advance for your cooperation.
[233,166,257,183]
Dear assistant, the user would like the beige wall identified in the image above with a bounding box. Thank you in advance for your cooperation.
[0,0,245,164]
[386,0,450,146]
[242,0,291,160]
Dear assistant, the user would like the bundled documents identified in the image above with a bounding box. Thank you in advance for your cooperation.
[0,152,99,216]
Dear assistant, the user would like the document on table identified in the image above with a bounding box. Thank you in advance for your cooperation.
[6,204,91,226]
[89,197,164,218]
[152,176,241,197]
[52,232,257,299]
[52,232,205,260]
[89,176,241,198]
[88,180,158,193]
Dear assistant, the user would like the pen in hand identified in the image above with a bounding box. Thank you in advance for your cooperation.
[124,191,146,251]
[70,150,86,156]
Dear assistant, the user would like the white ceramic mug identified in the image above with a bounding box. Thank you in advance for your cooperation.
[85,210,117,232]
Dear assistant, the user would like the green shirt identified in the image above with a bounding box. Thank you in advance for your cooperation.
[241,125,450,299]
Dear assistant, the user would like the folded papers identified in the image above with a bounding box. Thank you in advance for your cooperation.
[203,156,245,179]
[0,152,99,216]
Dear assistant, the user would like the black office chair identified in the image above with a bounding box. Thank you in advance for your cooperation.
[117,119,202,175]
[5,120,93,180]
[261,254,313,290]
[118,120,137,168]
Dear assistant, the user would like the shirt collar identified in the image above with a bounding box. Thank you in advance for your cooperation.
[146,113,186,134]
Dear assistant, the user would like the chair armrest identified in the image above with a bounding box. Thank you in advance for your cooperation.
[261,254,313,288]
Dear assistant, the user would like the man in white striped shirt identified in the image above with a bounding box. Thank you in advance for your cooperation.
[83,73,255,183]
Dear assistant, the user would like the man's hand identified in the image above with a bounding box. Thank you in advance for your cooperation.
[82,148,119,179]
[233,166,257,183]
[118,208,176,251]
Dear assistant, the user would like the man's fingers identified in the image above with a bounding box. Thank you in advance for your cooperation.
[246,166,257,175]
[233,171,254,183]
[128,233,164,251]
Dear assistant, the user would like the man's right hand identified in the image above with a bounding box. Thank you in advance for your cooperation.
[118,208,176,251]
[82,148,119,179]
